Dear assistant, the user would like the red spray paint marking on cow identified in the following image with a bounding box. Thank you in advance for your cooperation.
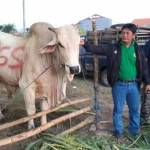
[0,46,9,66]
[0,46,24,69]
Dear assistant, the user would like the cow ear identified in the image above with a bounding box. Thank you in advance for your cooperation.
[40,45,56,54]
[40,35,58,54]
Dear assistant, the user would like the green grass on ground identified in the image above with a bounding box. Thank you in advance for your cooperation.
[26,125,150,150]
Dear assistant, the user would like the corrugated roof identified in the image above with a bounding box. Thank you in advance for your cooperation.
[132,18,150,27]
[79,14,105,22]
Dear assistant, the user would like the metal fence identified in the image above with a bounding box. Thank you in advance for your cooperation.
[87,26,150,46]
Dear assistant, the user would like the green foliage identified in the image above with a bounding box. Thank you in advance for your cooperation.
[26,125,150,150]
[0,24,16,33]
[0,25,3,30]
[25,133,116,150]
[79,27,87,36]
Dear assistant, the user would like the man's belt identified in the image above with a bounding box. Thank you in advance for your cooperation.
[118,79,137,83]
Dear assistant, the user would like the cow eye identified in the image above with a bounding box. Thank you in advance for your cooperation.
[58,42,64,48]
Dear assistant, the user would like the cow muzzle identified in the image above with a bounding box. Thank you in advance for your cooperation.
[69,66,80,74]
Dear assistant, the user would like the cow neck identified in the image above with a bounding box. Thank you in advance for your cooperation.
[21,64,52,92]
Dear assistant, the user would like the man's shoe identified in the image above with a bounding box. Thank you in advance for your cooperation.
[113,131,124,139]
[129,132,140,138]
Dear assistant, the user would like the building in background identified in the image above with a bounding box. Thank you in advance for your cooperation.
[78,14,112,34]
[132,18,150,27]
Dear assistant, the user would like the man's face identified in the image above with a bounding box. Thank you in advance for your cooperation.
[121,28,135,45]
[80,39,85,46]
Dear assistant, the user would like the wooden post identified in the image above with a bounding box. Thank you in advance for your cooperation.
[0,98,91,131]
[22,0,26,37]
[92,17,101,130]
[0,107,91,147]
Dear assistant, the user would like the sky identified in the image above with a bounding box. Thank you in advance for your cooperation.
[0,0,150,30]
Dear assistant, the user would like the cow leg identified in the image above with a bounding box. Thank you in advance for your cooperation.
[0,108,4,120]
[6,85,17,99]
[23,88,36,129]
[0,85,16,120]
[40,99,49,125]
[61,76,67,100]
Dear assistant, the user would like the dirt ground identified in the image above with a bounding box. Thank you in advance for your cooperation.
[0,76,128,150]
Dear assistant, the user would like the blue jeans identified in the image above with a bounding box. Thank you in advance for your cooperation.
[112,81,140,135]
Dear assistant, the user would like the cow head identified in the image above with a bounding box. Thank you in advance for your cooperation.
[40,24,80,81]
[55,25,80,76]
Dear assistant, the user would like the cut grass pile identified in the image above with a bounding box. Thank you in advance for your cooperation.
[26,124,150,150]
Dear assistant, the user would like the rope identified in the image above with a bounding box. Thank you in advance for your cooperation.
[21,64,52,92]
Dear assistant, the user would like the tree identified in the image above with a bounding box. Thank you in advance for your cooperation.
[0,24,16,33]
[79,27,87,36]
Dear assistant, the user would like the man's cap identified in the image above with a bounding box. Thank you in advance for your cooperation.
[80,36,86,40]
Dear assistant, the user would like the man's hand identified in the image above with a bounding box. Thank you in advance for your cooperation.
[145,85,150,92]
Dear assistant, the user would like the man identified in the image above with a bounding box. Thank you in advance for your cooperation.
[80,36,87,55]
[84,23,150,138]
[140,40,150,125]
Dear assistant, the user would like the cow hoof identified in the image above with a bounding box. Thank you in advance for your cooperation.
[0,112,4,120]
[28,120,35,129]
[64,98,71,103]
[28,124,35,129]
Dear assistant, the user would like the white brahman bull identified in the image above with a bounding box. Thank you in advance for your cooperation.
[0,22,80,129]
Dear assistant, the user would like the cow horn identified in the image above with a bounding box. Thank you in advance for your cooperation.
[48,27,57,34]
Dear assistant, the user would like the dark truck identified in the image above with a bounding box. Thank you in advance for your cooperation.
[79,24,150,86]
